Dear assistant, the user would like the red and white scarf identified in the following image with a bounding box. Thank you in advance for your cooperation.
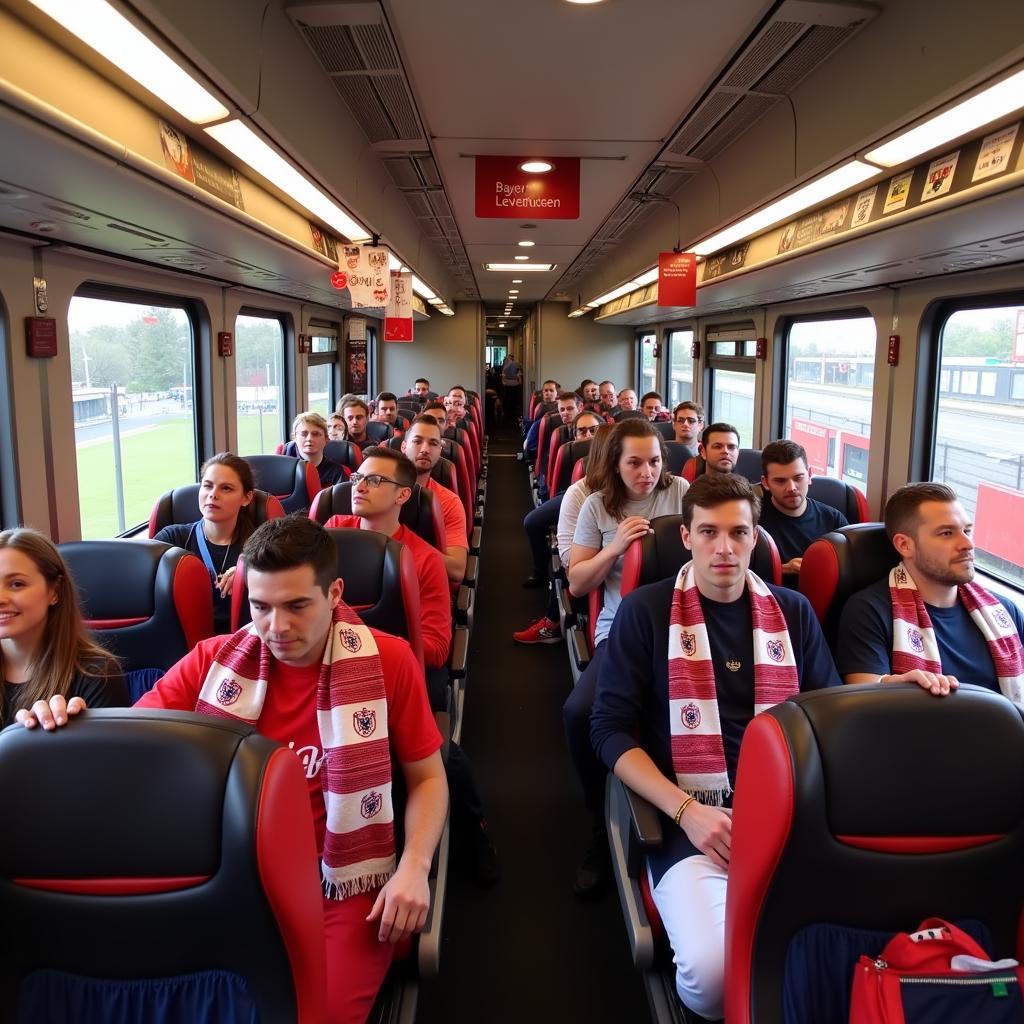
[889,561,1024,707]
[196,602,394,900]
[668,563,799,804]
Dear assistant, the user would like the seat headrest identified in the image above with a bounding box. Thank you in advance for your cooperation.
[310,483,443,550]
[364,421,393,442]
[664,441,696,475]
[149,487,283,537]
[734,449,763,484]
[243,454,304,497]
[653,421,675,441]
[62,539,164,618]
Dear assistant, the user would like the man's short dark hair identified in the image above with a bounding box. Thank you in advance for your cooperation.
[557,391,581,405]
[423,402,446,416]
[701,422,740,447]
[376,391,398,404]
[682,473,761,530]
[674,400,704,421]
[572,409,603,430]
[243,516,337,596]
[409,414,442,432]
[448,385,467,397]
[640,391,663,405]
[415,377,429,387]
[360,446,417,489]
[761,439,808,476]
[340,396,369,416]
[599,379,614,388]
[884,482,958,541]
[542,379,560,389]
[580,378,596,388]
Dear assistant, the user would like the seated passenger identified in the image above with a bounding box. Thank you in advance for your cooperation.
[327,412,346,441]
[536,379,560,417]
[534,392,581,497]
[17,516,448,1024]
[697,422,740,475]
[292,411,346,488]
[338,396,373,450]
[154,452,256,633]
[411,377,431,399]
[578,379,599,405]
[672,400,704,453]
[373,391,403,430]
[838,482,1024,701]
[422,401,447,429]
[758,439,848,578]
[1,527,128,729]
[640,391,666,421]
[443,386,470,430]
[523,384,570,461]
[598,380,618,414]
[565,418,689,897]
[591,474,840,1019]
[617,388,638,413]
[401,415,468,586]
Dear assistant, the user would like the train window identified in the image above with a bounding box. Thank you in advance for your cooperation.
[307,329,339,418]
[235,313,285,454]
[710,368,755,444]
[69,296,197,538]
[638,332,657,395]
[931,304,1024,587]
[667,329,694,405]
[783,316,876,493]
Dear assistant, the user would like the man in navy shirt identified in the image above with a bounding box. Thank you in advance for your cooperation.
[591,473,839,1020]
[838,482,1024,695]
[758,439,848,578]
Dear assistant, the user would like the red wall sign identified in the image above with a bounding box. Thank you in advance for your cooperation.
[658,252,697,307]
[474,157,580,220]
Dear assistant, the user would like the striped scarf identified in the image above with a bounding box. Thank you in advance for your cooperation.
[195,602,394,900]
[889,561,1024,707]
[668,563,799,804]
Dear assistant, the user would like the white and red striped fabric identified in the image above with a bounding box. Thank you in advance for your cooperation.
[889,561,1024,707]
[668,563,798,805]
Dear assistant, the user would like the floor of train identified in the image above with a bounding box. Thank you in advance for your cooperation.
[416,423,646,1022]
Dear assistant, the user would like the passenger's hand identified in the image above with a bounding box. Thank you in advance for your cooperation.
[610,516,653,556]
[782,557,803,575]
[680,801,732,871]
[883,670,959,697]
[15,695,87,731]
[216,566,237,597]
[365,861,430,943]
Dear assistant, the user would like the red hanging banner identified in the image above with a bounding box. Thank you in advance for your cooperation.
[657,252,697,307]
[384,272,414,343]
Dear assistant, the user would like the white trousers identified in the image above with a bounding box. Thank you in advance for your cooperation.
[649,854,728,1021]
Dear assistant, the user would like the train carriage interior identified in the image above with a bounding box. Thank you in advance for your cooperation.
[2,0,1024,1020]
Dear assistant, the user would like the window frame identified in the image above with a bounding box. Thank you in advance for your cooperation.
[307,319,340,414]
[666,325,696,407]
[234,306,289,455]
[637,330,658,396]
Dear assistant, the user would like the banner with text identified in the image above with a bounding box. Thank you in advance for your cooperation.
[385,272,414,342]
[658,252,697,307]
[474,156,580,219]
[333,245,391,309]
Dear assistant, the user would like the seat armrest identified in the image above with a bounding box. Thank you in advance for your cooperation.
[623,783,663,848]
[417,815,450,978]
[455,585,472,625]
[568,626,590,671]
[469,526,482,554]
[449,625,468,679]
[462,555,479,588]
[606,777,656,970]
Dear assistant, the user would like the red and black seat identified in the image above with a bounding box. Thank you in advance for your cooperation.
[278,439,362,474]
[798,522,895,647]
[664,441,696,476]
[148,486,285,538]
[59,540,214,696]
[681,449,762,485]
[0,709,327,1022]
[726,682,1024,1023]
[243,453,320,514]
[807,475,871,523]
[550,439,592,497]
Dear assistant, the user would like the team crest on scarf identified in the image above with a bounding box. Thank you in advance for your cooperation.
[895,565,908,586]
[216,677,242,706]
[995,607,1013,630]
[907,626,925,654]
[353,707,377,738]
[360,791,383,819]
[679,631,697,657]
[766,639,786,663]
[339,626,362,653]
[680,702,701,730]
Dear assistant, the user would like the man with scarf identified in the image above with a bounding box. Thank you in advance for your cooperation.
[17,516,447,1024]
[590,473,839,1020]
[838,482,1024,700]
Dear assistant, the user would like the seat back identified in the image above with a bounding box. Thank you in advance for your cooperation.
[59,540,214,672]
[570,455,589,485]
[535,412,564,478]
[550,439,592,497]
[734,448,763,483]
[364,421,394,443]
[652,420,675,441]
[544,424,573,487]
[243,454,320,514]
[148,487,285,538]
[798,523,896,646]
[808,476,871,524]
[610,408,645,421]
[620,515,782,595]
[726,684,1024,1024]
[663,441,696,476]
[309,483,446,553]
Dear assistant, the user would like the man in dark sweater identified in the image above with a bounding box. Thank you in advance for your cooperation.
[590,473,839,1020]
[757,439,848,578]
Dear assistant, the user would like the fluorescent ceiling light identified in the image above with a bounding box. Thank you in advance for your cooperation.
[499,322,506,327]
[568,309,586,317]
[204,120,371,241]
[519,160,553,173]
[388,253,402,272]
[865,68,1024,167]
[486,263,553,272]
[630,267,660,287]
[586,301,601,309]
[514,255,530,261]
[692,160,879,256]
[517,240,536,247]
[27,0,229,125]
[512,279,523,283]
[427,297,444,306]
[592,282,637,305]
[411,276,436,301]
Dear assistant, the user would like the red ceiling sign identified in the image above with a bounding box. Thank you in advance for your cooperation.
[657,251,697,307]
[475,157,580,220]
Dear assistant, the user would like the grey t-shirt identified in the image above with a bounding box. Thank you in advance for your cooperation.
[573,475,689,645]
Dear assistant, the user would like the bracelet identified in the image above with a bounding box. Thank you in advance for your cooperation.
[673,795,696,826]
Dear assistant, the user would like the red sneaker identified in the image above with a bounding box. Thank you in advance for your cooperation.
[513,616,561,645]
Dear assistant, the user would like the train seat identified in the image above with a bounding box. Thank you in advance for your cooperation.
[807,475,871,523]
[664,441,696,476]
[798,523,895,647]
[0,709,327,1023]
[242,453,320,514]
[59,539,214,698]
[680,449,762,485]
[610,409,645,421]
[277,440,362,473]
[148,485,285,538]
[364,421,394,443]
[652,421,675,441]
[726,683,1024,1023]
[550,439,593,498]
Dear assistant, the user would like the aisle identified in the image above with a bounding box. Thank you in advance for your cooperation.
[417,426,645,1022]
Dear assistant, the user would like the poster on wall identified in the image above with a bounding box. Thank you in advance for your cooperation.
[159,121,244,210]
[657,252,697,306]
[883,171,914,214]
[337,245,390,309]
[920,151,959,202]
[850,186,878,228]
[384,272,413,342]
[972,123,1019,181]
[346,324,368,395]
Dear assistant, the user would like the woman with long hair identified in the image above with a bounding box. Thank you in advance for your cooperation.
[0,527,126,728]
[154,452,257,634]
[564,417,689,898]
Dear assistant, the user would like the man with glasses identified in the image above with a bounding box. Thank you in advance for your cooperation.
[616,388,639,414]
[672,401,704,451]
[641,391,666,421]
